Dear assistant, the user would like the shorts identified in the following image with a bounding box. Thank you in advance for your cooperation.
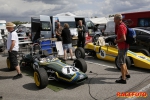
[63,43,72,50]
[8,51,18,68]
[118,49,128,65]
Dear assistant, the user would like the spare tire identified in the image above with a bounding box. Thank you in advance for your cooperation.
[75,47,85,59]
[115,56,131,70]
[138,49,150,56]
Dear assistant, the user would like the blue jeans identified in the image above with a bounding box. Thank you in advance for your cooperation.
[63,43,72,50]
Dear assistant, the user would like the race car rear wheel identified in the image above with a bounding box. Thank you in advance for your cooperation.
[74,58,87,73]
[6,57,15,71]
[115,56,131,70]
[138,49,150,56]
[34,68,48,89]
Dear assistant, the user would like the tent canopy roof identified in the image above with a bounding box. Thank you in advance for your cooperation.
[90,17,114,25]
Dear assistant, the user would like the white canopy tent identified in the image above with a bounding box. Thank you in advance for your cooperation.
[21,23,31,28]
[90,17,114,25]
[55,12,76,16]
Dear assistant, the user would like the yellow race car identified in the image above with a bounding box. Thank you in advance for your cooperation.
[75,37,150,70]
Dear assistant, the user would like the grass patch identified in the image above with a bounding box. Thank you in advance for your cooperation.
[21,66,73,92]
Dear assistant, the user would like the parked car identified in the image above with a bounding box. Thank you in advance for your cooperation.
[104,28,150,56]
[0,31,4,52]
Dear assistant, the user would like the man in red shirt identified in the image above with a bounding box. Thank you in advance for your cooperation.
[114,14,130,84]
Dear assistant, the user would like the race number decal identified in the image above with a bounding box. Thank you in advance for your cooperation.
[99,50,106,58]
[62,66,79,75]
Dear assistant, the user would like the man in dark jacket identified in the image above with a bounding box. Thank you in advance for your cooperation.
[77,20,86,48]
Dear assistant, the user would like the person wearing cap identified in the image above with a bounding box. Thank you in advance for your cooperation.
[6,22,23,80]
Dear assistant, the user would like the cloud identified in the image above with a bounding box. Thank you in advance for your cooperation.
[0,0,150,21]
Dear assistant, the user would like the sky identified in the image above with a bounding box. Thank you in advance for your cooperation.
[0,0,150,22]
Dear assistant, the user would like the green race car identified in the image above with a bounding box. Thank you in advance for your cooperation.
[18,47,88,89]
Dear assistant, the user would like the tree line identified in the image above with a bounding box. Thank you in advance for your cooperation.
[12,21,30,26]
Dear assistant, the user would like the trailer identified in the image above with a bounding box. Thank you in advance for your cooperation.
[122,11,150,28]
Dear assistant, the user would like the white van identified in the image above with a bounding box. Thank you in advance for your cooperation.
[0,20,7,52]
[104,20,115,35]
[31,15,95,38]
[31,15,99,45]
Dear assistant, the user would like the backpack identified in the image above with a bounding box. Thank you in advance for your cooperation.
[125,26,136,45]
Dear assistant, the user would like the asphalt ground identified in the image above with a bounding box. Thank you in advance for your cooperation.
[0,49,150,100]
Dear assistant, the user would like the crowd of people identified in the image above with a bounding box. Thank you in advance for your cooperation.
[55,20,86,60]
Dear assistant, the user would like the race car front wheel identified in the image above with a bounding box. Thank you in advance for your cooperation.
[75,47,85,59]
[34,68,48,89]
[115,56,131,70]
[6,57,15,71]
[74,58,87,73]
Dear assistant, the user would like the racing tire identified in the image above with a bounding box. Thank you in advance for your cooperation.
[115,56,131,70]
[74,58,87,73]
[75,47,85,59]
[34,68,48,89]
[6,57,15,71]
[138,49,150,56]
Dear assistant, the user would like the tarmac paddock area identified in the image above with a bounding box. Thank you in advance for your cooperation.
[0,51,150,100]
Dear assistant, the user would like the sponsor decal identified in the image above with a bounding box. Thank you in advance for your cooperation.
[137,56,147,60]
[128,50,150,62]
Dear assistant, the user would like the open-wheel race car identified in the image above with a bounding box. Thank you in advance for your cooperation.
[18,43,88,89]
[75,37,150,70]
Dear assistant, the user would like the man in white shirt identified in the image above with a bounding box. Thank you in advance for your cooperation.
[6,22,22,80]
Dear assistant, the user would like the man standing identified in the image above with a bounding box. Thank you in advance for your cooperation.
[55,22,63,41]
[6,22,23,80]
[114,14,130,84]
[77,20,86,48]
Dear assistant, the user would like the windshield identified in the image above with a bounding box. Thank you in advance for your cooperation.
[138,18,150,27]
[0,23,6,26]
[41,21,51,31]
[59,22,76,28]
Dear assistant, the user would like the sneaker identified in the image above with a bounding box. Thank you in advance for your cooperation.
[115,79,126,84]
[120,75,130,79]
[13,74,23,80]
[64,59,67,61]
